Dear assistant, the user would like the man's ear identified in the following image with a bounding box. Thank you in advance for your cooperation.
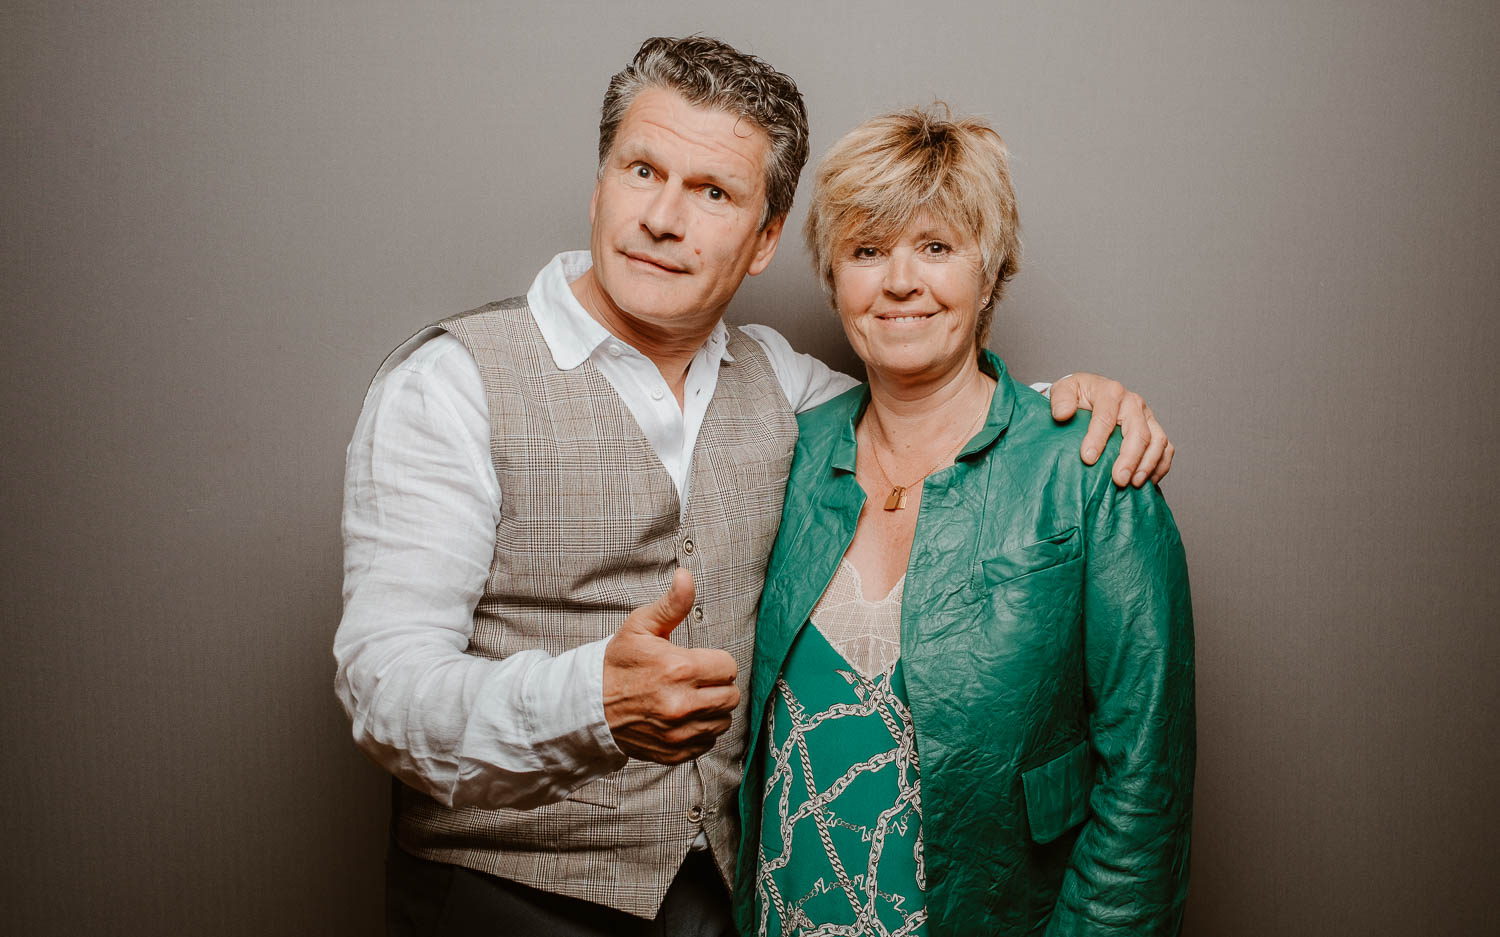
[589,177,600,226]
[747,214,786,277]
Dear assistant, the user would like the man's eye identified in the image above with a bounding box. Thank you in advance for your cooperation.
[706,186,725,201]
[633,165,652,179]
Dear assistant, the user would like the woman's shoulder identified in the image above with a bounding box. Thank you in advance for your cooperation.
[999,373,1125,500]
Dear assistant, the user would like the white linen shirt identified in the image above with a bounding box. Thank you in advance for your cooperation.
[335,252,858,811]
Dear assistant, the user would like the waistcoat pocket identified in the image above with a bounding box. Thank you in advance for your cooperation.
[564,774,619,809]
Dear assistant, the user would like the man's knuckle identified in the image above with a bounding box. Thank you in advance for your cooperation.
[658,692,694,723]
[661,658,695,684]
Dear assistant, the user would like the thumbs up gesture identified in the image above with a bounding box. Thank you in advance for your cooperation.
[602,568,739,764]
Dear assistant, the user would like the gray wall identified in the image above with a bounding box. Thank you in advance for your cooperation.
[3,1,1497,934]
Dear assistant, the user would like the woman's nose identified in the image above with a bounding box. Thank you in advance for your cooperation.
[883,251,920,297]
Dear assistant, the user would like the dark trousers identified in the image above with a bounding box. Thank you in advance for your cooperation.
[385,838,736,937]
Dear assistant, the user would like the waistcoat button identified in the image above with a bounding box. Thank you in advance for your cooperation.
[693,605,704,622]
[687,805,704,823]
[682,538,695,556]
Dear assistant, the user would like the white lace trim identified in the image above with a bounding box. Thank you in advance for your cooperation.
[809,558,904,679]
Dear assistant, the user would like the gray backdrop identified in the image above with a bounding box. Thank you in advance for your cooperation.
[4,1,1497,934]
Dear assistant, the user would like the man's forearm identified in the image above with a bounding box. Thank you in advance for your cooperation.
[335,626,625,809]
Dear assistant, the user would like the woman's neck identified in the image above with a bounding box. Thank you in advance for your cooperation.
[863,357,996,469]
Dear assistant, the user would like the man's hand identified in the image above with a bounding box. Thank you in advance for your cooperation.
[1050,372,1174,487]
[602,568,738,764]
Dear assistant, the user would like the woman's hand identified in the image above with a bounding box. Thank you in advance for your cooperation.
[1049,373,1174,487]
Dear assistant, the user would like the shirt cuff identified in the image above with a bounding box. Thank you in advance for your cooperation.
[578,635,626,763]
[518,636,627,785]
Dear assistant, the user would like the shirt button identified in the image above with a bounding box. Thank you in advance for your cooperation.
[651,389,664,401]
[687,805,704,823]
[608,344,623,356]
[693,605,704,622]
[682,538,695,556]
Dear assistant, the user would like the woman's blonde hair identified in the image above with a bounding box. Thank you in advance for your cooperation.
[804,105,1021,347]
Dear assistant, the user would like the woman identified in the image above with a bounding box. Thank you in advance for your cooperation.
[733,108,1195,937]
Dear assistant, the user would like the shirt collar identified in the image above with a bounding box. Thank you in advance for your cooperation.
[525,250,733,370]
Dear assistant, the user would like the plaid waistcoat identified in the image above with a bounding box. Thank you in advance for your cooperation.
[393,297,797,918]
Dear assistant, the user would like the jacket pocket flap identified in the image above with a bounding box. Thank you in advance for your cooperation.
[564,775,619,809]
[1022,739,1094,844]
[981,526,1082,586]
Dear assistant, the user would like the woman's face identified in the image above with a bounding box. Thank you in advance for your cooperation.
[832,211,989,386]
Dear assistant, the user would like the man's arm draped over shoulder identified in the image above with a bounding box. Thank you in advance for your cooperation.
[334,319,1176,812]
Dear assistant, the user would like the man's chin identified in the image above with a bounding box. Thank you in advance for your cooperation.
[607,286,706,330]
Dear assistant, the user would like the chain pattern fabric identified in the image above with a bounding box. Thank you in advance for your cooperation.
[756,559,926,936]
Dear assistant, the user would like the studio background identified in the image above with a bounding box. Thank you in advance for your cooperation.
[3,2,1497,934]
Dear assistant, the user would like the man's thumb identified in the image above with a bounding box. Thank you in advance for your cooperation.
[637,567,695,639]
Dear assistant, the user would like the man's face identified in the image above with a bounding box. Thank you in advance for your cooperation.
[582,87,784,340]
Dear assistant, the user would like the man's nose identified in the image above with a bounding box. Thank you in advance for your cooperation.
[641,184,687,241]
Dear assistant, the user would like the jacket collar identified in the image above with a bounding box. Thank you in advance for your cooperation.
[829,349,1016,475]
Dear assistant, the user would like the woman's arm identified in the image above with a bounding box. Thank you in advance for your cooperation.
[1047,459,1196,936]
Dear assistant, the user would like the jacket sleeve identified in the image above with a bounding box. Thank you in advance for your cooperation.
[1046,461,1196,936]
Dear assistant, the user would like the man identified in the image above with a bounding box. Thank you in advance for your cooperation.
[336,36,1173,935]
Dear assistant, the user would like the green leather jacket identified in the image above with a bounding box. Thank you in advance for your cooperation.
[734,352,1195,937]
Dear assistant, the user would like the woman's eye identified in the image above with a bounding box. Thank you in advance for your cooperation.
[924,241,951,255]
[853,246,879,259]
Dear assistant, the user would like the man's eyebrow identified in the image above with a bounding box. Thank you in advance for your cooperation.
[616,142,753,193]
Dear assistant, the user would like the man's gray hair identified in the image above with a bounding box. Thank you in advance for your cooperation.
[598,36,809,229]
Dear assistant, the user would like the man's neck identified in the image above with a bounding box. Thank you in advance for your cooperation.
[569,269,717,406]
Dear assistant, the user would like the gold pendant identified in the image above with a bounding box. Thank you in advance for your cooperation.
[884,485,908,511]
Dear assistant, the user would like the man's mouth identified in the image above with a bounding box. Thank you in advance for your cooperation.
[623,251,688,274]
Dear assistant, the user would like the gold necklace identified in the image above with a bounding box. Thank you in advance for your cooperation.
[865,395,991,511]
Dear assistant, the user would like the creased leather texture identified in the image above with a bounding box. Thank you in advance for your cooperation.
[734,352,1195,937]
